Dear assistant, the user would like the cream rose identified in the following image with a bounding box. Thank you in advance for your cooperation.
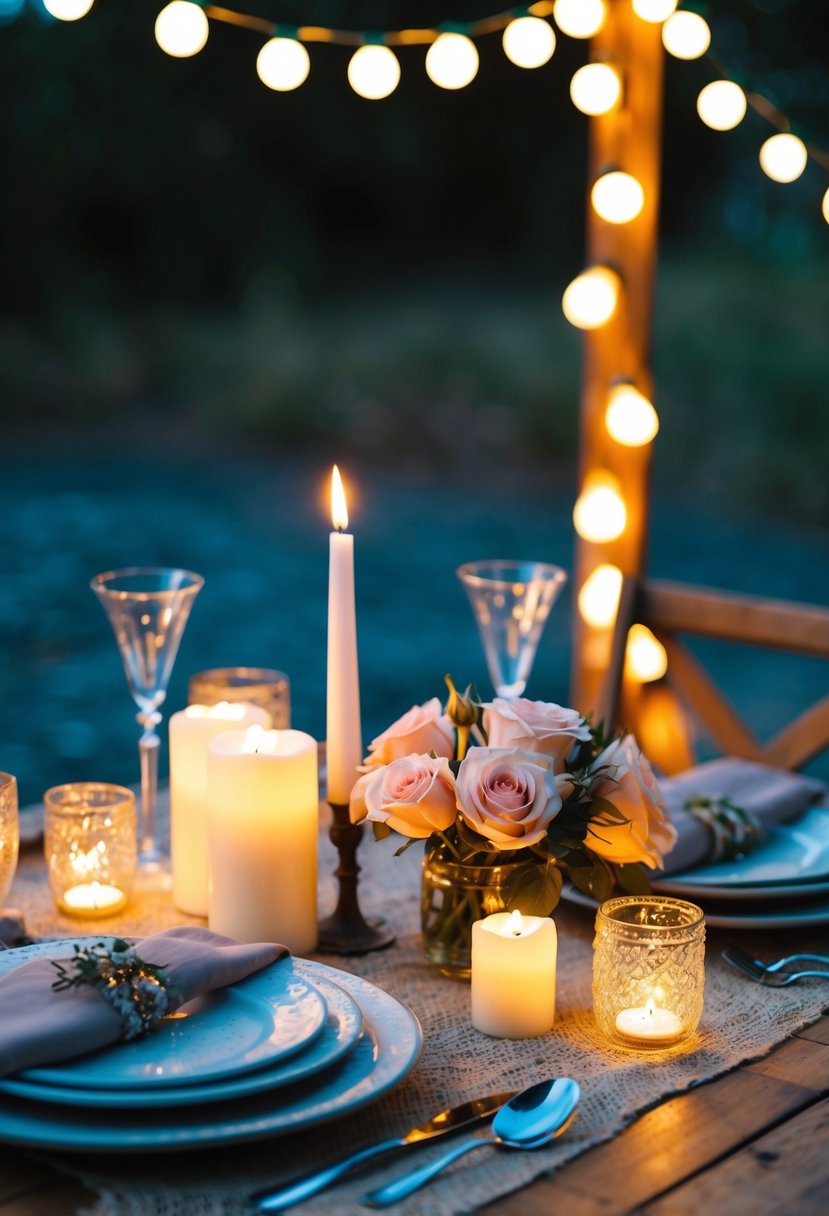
[585,735,677,868]
[455,746,561,850]
[484,698,592,772]
[364,698,455,767]
[349,754,458,839]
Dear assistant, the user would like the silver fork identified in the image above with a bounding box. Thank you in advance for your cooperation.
[722,946,829,987]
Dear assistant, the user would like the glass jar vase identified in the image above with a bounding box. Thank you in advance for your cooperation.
[593,895,705,1049]
[44,783,137,919]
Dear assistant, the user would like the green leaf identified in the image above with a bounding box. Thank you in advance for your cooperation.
[501,860,563,917]
[371,821,392,842]
[615,864,653,895]
[569,858,614,903]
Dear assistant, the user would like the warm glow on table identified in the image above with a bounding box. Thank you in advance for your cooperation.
[472,910,557,1038]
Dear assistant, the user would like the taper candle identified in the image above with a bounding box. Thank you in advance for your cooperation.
[326,465,362,805]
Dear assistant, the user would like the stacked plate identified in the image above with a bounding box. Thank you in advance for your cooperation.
[0,939,422,1152]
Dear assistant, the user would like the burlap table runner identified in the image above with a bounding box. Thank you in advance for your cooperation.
[6,795,829,1215]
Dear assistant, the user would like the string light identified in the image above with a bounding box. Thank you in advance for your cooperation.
[425,33,479,90]
[502,16,555,69]
[347,44,401,100]
[43,0,93,19]
[573,472,627,544]
[759,132,808,183]
[632,0,677,22]
[570,62,622,115]
[578,564,623,628]
[553,0,605,40]
[662,10,710,60]
[696,80,747,131]
[591,170,645,224]
[625,624,668,683]
[256,38,310,92]
[155,1,209,58]
[562,266,621,330]
[605,384,659,447]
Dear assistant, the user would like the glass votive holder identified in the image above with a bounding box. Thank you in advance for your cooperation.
[0,773,19,905]
[44,783,137,918]
[188,667,291,729]
[593,895,705,1049]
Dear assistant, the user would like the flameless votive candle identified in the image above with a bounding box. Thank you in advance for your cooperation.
[169,701,272,915]
[593,896,705,1049]
[471,910,557,1038]
[44,783,137,919]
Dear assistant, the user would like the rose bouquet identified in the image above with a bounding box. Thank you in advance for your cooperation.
[350,678,677,973]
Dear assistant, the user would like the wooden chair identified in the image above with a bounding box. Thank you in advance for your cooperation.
[597,578,829,772]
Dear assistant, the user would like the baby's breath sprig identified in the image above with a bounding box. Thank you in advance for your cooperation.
[51,938,177,1041]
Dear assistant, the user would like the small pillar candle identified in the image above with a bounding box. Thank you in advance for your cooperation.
[169,701,271,915]
[471,910,557,1038]
[207,726,319,954]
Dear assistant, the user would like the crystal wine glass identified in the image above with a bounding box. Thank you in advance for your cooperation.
[457,559,567,699]
[91,567,203,872]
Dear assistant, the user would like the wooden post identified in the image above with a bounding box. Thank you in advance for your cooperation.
[570,0,665,716]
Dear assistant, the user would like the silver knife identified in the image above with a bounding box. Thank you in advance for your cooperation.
[248,1090,516,1212]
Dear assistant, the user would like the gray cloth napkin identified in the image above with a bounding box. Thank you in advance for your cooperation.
[0,925,286,1078]
[658,757,826,876]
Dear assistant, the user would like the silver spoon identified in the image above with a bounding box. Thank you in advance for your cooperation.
[362,1076,580,1208]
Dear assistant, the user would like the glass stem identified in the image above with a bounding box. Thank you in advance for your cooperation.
[137,713,162,864]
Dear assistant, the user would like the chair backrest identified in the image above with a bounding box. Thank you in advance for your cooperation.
[598,578,829,771]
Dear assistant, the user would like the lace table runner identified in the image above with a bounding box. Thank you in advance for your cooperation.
[7,796,829,1216]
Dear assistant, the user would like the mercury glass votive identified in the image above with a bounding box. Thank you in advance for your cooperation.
[44,783,137,918]
[593,896,705,1049]
[188,667,291,729]
[0,773,19,905]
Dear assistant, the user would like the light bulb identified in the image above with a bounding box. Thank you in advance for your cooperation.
[502,17,556,69]
[256,37,310,92]
[155,1,209,58]
[578,564,623,628]
[591,171,645,224]
[347,44,400,100]
[696,80,747,131]
[662,11,710,60]
[632,0,677,22]
[43,0,94,19]
[425,32,478,90]
[573,472,627,543]
[570,62,622,115]
[625,624,668,683]
[562,266,620,329]
[822,186,829,225]
[759,132,808,183]
[553,0,606,39]
[605,384,659,446]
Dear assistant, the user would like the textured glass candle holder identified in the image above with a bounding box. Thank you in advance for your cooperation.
[593,896,705,1049]
[188,667,291,730]
[44,783,137,918]
[0,773,19,905]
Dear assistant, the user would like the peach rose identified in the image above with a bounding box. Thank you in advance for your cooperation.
[349,754,458,839]
[585,735,677,868]
[484,698,592,772]
[364,698,455,767]
[455,746,561,850]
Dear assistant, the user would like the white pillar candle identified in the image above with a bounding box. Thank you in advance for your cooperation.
[326,465,362,805]
[169,701,272,915]
[615,998,684,1046]
[207,726,319,954]
[471,910,557,1038]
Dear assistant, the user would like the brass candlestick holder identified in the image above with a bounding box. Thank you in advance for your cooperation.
[317,803,395,955]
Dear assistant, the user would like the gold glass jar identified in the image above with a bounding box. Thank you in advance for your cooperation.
[44,783,136,918]
[188,667,291,729]
[0,773,19,905]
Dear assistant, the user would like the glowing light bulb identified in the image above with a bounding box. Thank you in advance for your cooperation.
[625,624,668,683]
[562,266,621,330]
[759,132,808,183]
[155,1,209,58]
[502,17,556,69]
[591,171,645,224]
[662,11,710,60]
[632,0,677,22]
[573,472,627,543]
[578,564,623,628]
[256,37,310,92]
[822,186,829,225]
[605,384,659,447]
[425,32,478,90]
[570,62,622,115]
[43,0,94,19]
[553,0,606,39]
[347,44,400,100]
[696,80,747,131]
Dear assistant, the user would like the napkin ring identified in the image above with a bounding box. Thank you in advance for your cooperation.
[683,796,763,862]
[51,938,178,1042]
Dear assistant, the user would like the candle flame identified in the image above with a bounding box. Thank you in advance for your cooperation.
[331,464,348,531]
[242,724,268,754]
[645,997,656,1018]
[503,909,523,937]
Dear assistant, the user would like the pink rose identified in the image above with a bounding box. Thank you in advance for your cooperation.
[364,698,455,767]
[585,735,677,868]
[349,754,458,839]
[455,746,562,850]
[484,698,592,772]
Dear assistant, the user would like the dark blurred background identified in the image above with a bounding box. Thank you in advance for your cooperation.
[1,0,827,803]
